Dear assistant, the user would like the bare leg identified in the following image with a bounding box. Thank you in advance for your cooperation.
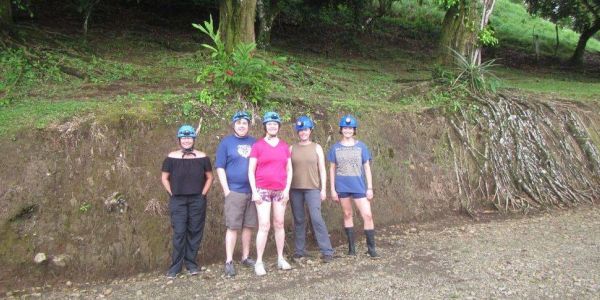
[255,202,272,264]
[354,198,374,229]
[272,200,288,259]
[225,229,238,262]
[340,198,354,228]
[241,227,253,260]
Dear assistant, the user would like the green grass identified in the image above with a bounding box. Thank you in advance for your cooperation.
[492,0,600,57]
[0,100,102,136]
[2,1,600,138]
[0,93,176,136]
[387,0,600,56]
[272,49,416,113]
[495,67,600,100]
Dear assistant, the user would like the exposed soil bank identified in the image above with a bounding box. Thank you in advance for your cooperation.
[1,100,598,292]
[0,107,455,291]
[9,203,600,299]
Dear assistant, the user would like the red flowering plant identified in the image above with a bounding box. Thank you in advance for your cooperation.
[193,16,282,107]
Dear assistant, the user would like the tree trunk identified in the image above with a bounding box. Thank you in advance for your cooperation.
[438,0,495,66]
[554,24,559,57]
[438,1,480,65]
[219,0,257,53]
[256,0,279,49]
[0,0,12,25]
[570,20,600,65]
[83,10,91,38]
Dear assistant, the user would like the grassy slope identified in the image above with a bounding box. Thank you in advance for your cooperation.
[1,0,600,136]
[493,0,600,56]
[390,0,600,55]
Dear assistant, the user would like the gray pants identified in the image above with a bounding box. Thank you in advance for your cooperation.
[290,189,334,256]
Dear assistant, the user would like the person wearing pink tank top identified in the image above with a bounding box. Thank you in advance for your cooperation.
[248,111,293,276]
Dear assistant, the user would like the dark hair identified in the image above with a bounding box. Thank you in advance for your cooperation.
[263,123,280,131]
[233,118,250,125]
[339,127,357,135]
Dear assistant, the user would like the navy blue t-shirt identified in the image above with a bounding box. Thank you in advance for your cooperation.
[215,134,256,193]
[327,141,372,194]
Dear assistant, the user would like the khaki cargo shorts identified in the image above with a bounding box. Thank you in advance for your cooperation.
[224,191,258,230]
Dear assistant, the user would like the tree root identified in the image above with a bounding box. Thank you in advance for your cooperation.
[449,91,599,213]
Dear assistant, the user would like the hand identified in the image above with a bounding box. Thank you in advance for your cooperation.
[282,190,290,203]
[366,189,374,201]
[331,191,339,202]
[224,189,231,197]
[252,192,262,205]
[320,190,327,201]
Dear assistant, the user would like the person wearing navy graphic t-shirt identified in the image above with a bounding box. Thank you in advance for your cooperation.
[327,115,379,258]
[215,111,257,277]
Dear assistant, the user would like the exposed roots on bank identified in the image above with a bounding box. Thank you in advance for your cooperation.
[449,91,600,213]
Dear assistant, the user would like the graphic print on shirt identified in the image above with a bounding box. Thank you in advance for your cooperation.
[237,144,252,158]
[335,146,362,176]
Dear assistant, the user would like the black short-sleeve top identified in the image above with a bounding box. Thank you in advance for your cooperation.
[162,156,212,196]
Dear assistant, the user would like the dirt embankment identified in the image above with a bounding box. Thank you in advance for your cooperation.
[9,204,600,299]
[0,109,457,292]
[1,99,599,293]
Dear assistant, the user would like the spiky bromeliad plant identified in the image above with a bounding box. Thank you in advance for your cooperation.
[449,47,499,94]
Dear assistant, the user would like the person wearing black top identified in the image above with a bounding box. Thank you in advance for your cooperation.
[161,125,213,279]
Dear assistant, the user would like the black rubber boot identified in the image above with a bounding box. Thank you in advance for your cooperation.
[365,229,379,258]
[344,227,356,256]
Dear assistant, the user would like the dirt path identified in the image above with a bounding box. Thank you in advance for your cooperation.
[9,206,600,299]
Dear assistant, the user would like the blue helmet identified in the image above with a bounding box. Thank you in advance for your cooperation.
[339,115,358,128]
[295,116,314,131]
[177,125,197,138]
[232,111,251,123]
[262,111,281,124]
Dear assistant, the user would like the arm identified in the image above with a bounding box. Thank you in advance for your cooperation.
[316,144,327,201]
[216,168,230,196]
[202,170,213,196]
[329,162,339,202]
[283,158,293,202]
[248,157,261,204]
[364,160,373,201]
[161,172,172,196]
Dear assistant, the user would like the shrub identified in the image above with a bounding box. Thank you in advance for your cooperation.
[0,49,37,106]
[192,16,281,108]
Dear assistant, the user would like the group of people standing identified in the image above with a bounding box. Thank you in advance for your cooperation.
[160,111,378,278]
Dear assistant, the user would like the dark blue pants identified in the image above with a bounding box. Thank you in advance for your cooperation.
[168,194,207,275]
